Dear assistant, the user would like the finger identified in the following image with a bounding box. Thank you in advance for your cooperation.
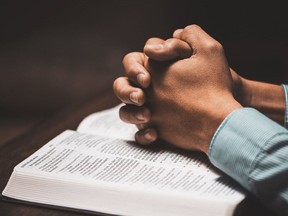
[119,105,151,124]
[178,24,218,52]
[173,29,183,38]
[122,52,151,88]
[135,127,158,145]
[144,38,192,61]
[113,77,146,106]
[145,37,165,47]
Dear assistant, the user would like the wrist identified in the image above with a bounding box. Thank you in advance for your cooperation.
[202,98,243,155]
[238,79,285,125]
[230,68,253,107]
[233,75,253,107]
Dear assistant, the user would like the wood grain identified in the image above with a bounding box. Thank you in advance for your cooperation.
[0,88,119,216]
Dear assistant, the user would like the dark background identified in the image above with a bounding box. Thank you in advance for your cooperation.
[1,0,288,144]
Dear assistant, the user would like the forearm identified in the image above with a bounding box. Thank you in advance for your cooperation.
[239,78,285,125]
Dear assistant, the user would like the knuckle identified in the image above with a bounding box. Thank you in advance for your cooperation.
[146,37,161,45]
[119,87,129,99]
[202,40,223,53]
[183,24,200,34]
[125,64,139,77]
[145,38,154,45]
[122,52,137,65]
[181,25,200,43]
[173,29,183,37]
[165,38,177,49]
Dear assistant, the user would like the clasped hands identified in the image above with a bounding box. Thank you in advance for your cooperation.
[113,24,244,154]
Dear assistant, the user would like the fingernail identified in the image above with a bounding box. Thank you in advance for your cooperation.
[130,92,138,104]
[148,44,164,50]
[137,73,147,87]
[136,112,145,121]
[144,129,155,141]
[137,123,145,129]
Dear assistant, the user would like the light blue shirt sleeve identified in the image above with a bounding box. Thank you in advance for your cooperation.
[282,84,288,128]
[208,107,288,215]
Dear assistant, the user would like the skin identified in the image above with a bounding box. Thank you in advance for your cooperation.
[113,24,285,153]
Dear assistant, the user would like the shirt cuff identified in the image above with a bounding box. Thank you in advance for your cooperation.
[208,108,287,191]
[282,84,288,128]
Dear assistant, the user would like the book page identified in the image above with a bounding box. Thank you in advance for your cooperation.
[76,103,137,141]
[14,130,246,200]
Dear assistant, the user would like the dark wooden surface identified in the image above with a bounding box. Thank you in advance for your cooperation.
[0,88,120,216]
[0,88,275,216]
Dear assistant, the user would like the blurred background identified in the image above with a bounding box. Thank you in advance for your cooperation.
[1,0,288,145]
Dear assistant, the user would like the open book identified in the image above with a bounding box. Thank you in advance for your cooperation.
[2,104,247,216]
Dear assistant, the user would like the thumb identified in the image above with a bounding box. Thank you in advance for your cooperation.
[144,38,192,61]
[177,24,219,55]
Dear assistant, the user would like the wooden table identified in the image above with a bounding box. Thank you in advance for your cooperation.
[0,89,275,216]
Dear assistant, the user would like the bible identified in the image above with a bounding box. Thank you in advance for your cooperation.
[2,104,247,216]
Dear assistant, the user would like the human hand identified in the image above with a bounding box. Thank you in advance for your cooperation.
[113,27,246,147]
[114,25,242,153]
[137,25,242,153]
